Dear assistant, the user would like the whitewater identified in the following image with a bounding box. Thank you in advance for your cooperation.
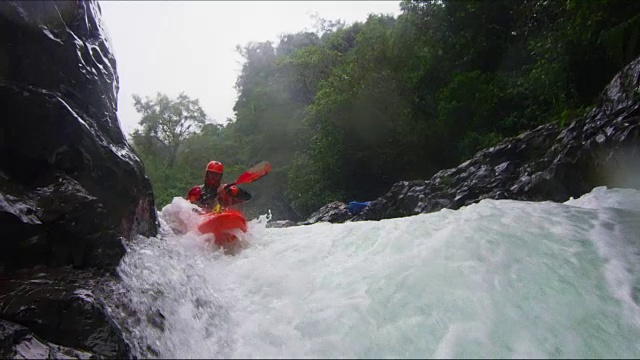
[109,186,640,358]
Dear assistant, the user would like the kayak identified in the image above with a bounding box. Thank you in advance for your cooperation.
[197,209,248,246]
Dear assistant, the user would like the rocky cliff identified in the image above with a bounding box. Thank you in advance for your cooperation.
[0,1,158,357]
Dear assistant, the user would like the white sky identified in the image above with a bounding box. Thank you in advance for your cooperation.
[99,1,401,135]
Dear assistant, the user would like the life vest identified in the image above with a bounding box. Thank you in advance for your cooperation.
[188,184,220,212]
[187,183,251,212]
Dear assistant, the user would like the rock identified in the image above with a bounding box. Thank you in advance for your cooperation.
[0,318,96,359]
[0,0,158,272]
[0,1,158,357]
[301,201,352,225]
[0,268,131,358]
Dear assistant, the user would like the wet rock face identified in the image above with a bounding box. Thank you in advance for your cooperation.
[1,318,95,359]
[301,201,352,225]
[304,55,640,224]
[0,1,157,357]
[0,269,131,358]
[0,0,158,272]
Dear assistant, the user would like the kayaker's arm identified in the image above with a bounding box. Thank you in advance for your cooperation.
[187,186,202,203]
[218,184,252,207]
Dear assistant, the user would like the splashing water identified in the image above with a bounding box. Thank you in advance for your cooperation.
[108,187,640,358]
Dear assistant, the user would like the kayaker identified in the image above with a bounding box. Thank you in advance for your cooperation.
[187,161,252,213]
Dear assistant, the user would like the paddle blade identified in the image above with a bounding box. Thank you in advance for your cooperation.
[234,161,271,185]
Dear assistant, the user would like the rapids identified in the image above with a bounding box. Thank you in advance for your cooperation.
[109,186,640,358]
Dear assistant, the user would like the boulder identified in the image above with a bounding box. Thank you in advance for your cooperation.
[0,1,159,357]
[301,201,352,225]
[0,0,158,272]
[1,318,95,359]
[0,268,131,358]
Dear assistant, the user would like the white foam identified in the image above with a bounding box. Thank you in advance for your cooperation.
[157,196,204,235]
[112,187,640,358]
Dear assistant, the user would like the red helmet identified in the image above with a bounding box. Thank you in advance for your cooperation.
[206,161,223,173]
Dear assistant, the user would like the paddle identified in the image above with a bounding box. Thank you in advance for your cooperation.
[227,161,271,187]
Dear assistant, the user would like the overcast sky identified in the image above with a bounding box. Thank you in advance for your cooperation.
[99,1,401,135]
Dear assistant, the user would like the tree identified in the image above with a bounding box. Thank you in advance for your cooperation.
[129,0,640,217]
[131,92,208,167]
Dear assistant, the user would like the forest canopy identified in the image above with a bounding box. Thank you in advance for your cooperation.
[129,0,640,221]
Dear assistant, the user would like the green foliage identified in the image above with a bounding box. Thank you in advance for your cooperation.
[131,1,640,219]
[131,92,207,167]
[130,92,214,209]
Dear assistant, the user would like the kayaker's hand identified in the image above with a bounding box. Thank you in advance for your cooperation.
[224,184,239,197]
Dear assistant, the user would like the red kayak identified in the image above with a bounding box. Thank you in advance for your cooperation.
[191,161,270,246]
[197,209,248,246]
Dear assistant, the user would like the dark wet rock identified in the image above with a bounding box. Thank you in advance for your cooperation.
[0,1,157,358]
[0,0,158,273]
[0,268,131,358]
[1,174,129,271]
[0,318,96,359]
[300,201,352,225]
